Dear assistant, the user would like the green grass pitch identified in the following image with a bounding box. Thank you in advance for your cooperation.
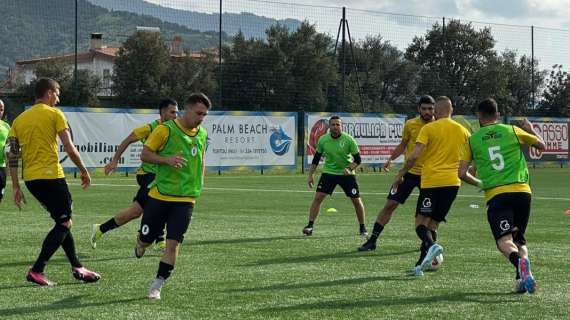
[0,168,569,319]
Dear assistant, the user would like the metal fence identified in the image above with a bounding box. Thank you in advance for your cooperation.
[1,0,570,120]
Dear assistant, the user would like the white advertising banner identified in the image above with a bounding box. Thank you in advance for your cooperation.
[306,113,406,165]
[203,111,297,167]
[58,107,158,169]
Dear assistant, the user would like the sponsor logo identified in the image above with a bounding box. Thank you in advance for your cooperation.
[307,119,329,155]
[422,197,432,208]
[141,224,150,235]
[269,126,292,156]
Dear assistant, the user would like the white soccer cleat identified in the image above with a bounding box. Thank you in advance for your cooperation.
[148,278,164,300]
[411,265,424,277]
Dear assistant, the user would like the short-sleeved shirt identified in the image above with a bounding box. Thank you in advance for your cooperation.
[144,119,200,203]
[416,118,471,188]
[0,120,11,167]
[316,132,359,176]
[461,126,539,202]
[8,103,68,181]
[132,120,160,175]
[402,117,430,175]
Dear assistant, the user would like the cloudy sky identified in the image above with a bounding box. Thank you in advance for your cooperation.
[148,0,569,69]
[149,0,570,29]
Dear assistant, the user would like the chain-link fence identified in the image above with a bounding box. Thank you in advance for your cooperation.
[1,0,570,119]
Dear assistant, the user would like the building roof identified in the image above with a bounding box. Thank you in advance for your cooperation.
[16,47,119,66]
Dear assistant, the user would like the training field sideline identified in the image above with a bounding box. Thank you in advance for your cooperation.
[0,168,569,319]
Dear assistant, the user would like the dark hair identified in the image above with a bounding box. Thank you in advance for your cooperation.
[478,98,498,117]
[329,115,341,122]
[418,95,435,106]
[35,78,60,99]
[185,93,211,109]
[158,98,177,111]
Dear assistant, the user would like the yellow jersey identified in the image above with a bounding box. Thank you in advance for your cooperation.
[461,126,539,202]
[8,103,68,181]
[133,120,160,175]
[402,117,430,175]
[416,117,471,188]
[144,119,199,203]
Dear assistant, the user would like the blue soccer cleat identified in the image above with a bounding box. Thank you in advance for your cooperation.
[420,244,444,271]
[518,257,537,294]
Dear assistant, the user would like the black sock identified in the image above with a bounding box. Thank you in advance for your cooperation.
[369,222,384,241]
[431,230,438,242]
[61,231,82,268]
[415,225,434,248]
[32,224,69,273]
[509,252,521,279]
[359,224,366,231]
[156,261,174,280]
[415,242,429,266]
[99,218,119,234]
[307,221,314,228]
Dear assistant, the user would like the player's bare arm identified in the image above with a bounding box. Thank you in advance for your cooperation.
[141,146,186,168]
[59,128,91,189]
[105,132,141,175]
[384,138,407,172]
[392,142,425,189]
[520,118,546,151]
[459,160,482,188]
[7,137,25,209]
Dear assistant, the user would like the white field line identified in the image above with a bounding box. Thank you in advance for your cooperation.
[68,182,570,202]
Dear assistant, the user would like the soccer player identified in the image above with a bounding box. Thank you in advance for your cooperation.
[0,99,11,202]
[459,98,545,293]
[303,115,367,236]
[392,96,470,276]
[90,98,178,250]
[134,93,210,300]
[359,95,435,251]
[8,78,100,286]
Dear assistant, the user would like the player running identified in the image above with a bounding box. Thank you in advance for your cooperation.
[134,93,210,300]
[392,96,470,276]
[90,99,178,250]
[359,95,435,251]
[8,78,100,286]
[0,99,11,202]
[303,115,367,236]
[459,98,545,293]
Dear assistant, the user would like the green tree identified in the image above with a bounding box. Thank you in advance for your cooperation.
[406,20,496,113]
[17,60,101,106]
[164,53,218,104]
[112,31,170,107]
[343,35,419,113]
[541,65,570,116]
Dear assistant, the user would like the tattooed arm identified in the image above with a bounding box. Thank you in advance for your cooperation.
[8,137,25,210]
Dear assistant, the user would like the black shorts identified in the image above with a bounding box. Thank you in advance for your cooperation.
[316,173,360,198]
[416,186,459,222]
[0,168,6,201]
[25,178,73,224]
[139,198,193,243]
[487,192,531,244]
[387,172,420,204]
[133,173,155,207]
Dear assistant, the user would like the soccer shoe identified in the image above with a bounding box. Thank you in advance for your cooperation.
[72,267,101,283]
[302,226,313,236]
[518,257,537,294]
[419,244,444,271]
[148,278,165,300]
[359,227,369,237]
[154,240,167,253]
[90,224,102,249]
[513,279,527,294]
[357,238,377,251]
[135,243,146,259]
[410,265,424,277]
[26,269,56,287]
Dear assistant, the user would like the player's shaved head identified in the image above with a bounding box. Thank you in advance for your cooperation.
[434,96,453,119]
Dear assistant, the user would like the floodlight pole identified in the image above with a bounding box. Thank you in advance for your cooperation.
[74,0,78,107]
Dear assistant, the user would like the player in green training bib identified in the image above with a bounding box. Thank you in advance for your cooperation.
[90,99,178,250]
[135,93,211,300]
[459,98,545,294]
[304,116,367,236]
[0,99,10,202]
